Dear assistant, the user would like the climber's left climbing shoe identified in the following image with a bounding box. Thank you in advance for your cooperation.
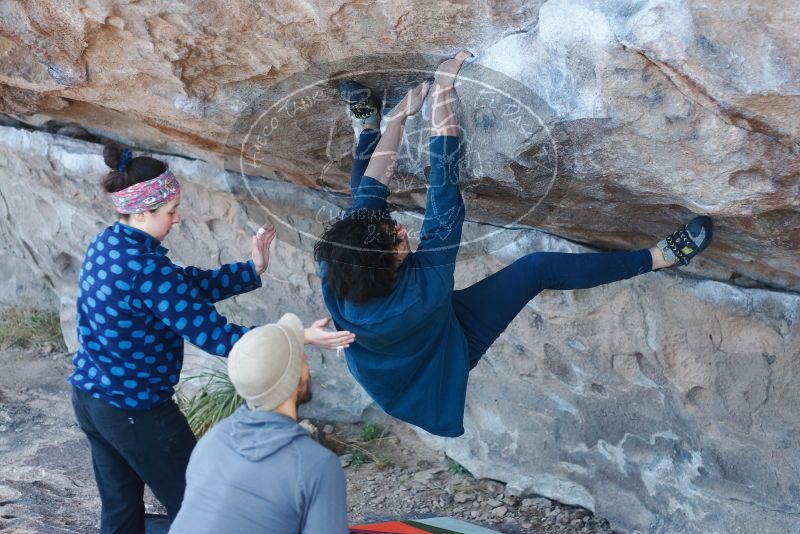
[338,80,382,122]
[656,215,713,267]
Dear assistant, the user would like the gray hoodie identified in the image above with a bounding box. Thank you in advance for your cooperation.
[170,406,348,534]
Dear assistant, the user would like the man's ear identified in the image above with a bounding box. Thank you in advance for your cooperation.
[131,212,147,223]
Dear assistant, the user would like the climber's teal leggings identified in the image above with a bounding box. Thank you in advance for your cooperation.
[452,248,652,367]
[351,129,654,368]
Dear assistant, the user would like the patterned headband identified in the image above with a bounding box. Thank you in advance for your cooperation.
[111,170,181,214]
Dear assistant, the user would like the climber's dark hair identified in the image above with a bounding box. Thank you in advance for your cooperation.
[314,209,403,304]
[102,142,168,193]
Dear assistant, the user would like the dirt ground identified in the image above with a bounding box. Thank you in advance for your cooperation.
[0,344,614,534]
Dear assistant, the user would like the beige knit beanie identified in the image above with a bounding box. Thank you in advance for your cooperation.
[227,313,305,411]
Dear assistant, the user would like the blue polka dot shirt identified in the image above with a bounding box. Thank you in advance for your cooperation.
[69,222,262,410]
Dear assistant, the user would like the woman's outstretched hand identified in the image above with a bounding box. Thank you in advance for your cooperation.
[251,224,276,275]
[391,81,430,120]
[304,318,356,350]
[430,51,473,136]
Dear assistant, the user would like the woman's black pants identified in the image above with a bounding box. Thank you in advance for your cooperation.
[72,387,196,534]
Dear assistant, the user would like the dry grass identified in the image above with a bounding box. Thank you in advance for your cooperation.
[327,423,394,469]
[0,307,66,350]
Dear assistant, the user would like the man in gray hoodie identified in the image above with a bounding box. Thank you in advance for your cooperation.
[169,314,349,534]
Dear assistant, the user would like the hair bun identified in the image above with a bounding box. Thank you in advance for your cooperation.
[102,142,134,171]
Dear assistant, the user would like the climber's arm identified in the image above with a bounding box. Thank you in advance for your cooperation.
[361,82,429,187]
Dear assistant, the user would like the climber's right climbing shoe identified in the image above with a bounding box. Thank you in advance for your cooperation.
[656,215,713,267]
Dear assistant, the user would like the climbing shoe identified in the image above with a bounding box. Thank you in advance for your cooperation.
[656,215,713,267]
[338,80,382,125]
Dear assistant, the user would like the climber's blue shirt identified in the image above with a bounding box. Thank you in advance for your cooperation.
[69,222,261,410]
[320,136,470,437]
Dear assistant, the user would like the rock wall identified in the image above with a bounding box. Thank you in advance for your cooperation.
[1,0,798,292]
[2,127,798,533]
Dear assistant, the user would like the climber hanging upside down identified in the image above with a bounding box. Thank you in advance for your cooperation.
[314,51,713,437]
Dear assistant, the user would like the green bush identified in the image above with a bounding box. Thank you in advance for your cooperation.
[349,449,368,469]
[448,459,469,475]
[177,365,243,437]
[359,422,381,442]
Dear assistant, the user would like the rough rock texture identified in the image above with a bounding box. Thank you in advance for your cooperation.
[2,127,799,533]
[1,0,798,291]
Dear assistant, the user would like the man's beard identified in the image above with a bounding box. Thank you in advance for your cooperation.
[296,377,312,406]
